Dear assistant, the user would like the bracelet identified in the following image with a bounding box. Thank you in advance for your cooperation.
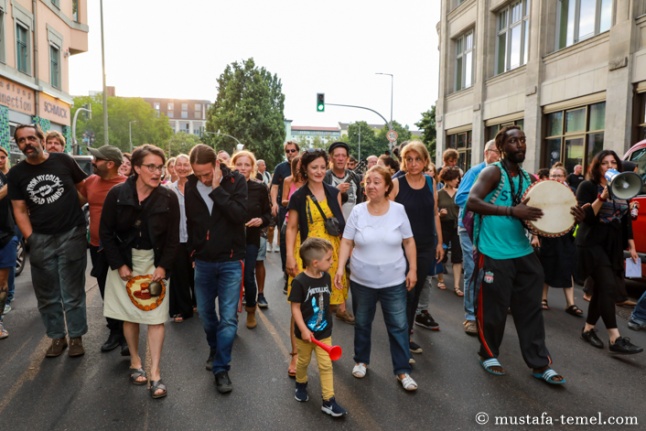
[597,193,607,202]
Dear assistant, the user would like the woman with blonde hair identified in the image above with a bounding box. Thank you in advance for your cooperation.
[390,141,444,356]
[230,150,271,329]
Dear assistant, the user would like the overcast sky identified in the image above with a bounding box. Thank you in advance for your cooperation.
[69,0,441,131]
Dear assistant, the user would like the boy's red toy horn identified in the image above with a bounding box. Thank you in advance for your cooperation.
[311,337,343,361]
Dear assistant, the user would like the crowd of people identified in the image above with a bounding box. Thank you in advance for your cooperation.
[1,123,645,416]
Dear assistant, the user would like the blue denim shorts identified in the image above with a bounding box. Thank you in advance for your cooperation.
[0,236,17,270]
[257,237,267,261]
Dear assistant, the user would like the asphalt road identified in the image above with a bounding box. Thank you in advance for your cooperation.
[0,251,645,431]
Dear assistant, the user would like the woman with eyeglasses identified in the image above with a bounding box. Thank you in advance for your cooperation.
[100,144,180,399]
[534,165,582,317]
[285,149,347,375]
[389,141,444,357]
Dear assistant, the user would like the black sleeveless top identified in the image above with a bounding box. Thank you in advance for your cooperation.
[395,175,436,249]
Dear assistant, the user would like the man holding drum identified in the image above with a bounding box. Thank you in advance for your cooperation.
[467,126,566,385]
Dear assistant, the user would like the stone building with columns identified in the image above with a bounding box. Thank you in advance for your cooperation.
[436,0,646,174]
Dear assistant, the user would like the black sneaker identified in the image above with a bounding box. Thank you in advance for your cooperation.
[321,397,348,417]
[609,337,643,355]
[120,338,130,357]
[294,382,309,402]
[205,350,216,371]
[283,278,288,295]
[214,371,233,394]
[581,328,604,349]
[414,310,440,331]
[257,294,269,309]
[409,340,423,354]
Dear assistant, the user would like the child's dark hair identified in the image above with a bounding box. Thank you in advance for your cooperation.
[299,237,333,268]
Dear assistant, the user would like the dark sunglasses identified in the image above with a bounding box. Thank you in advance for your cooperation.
[285,149,298,154]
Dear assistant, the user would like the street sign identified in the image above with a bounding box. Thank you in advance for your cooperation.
[386,129,398,142]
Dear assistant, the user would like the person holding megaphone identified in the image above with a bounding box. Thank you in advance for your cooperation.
[575,150,643,355]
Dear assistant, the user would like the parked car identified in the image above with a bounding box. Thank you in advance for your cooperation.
[622,141,646,279]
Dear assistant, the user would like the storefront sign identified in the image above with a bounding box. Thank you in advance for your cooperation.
[0,76,35,116]
[39,92,70,126]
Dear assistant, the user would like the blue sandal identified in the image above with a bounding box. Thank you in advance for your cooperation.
[480,357,506,376]
[532,368,566,385]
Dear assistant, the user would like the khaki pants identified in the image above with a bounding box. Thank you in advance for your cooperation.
[295,336,334,400]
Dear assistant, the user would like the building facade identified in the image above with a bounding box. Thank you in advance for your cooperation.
[290,125,341,147]
[0,0,88,154]
[436,0,646,174]
[144,97,211,136]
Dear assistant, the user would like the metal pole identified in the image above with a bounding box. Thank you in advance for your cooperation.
[203,130,243,149]
[358,126,361,161]
[71,107,91,155]
[100,0,109,145]
[376,73,395,151]
[129,120,137,152]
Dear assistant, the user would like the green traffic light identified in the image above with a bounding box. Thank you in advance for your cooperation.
[316,93,325,112]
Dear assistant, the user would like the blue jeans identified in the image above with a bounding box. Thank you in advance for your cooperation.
[351,280,411,376]
[29,226,88,339]
[244,244,259,307]
[631,290,646,324]
[459,227,476,321]
[194,259,242,374]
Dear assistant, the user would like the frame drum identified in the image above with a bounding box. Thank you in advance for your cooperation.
[521,180,576,237]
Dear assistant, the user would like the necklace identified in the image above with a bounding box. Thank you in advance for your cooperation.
[500,162,523,206]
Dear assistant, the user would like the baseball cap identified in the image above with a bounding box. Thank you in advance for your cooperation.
[87,145,123,163]
[328,141,350,155]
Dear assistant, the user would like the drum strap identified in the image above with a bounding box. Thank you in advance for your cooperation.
[472,165,505,250]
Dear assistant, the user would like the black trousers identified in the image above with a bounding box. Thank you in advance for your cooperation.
[406,247,436,336]
[585,264,620,329]
[169,242,195,319]
[89,245,122,334]
[476,253,551,369]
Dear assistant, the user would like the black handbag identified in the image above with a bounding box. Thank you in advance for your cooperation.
[308,193,342,237]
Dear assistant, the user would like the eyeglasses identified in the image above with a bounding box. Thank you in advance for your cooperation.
[285,149,298,154]
[141,164,164,173]
[486,149,500,154]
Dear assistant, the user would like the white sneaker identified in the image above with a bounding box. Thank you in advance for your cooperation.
[397,373,418,391]
[0,322,8,339]
[273,245,280,253]
[352,363,367,379]
[3,303,11,314]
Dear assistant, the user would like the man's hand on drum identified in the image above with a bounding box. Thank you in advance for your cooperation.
[512,197,543,221]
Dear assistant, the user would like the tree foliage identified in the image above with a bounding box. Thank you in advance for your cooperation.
[416,105,437,159]
[71,95,173,155]
[376,121,412,152]
[346,121,381,160]
[206,58,286,170]
[165,132,203,157]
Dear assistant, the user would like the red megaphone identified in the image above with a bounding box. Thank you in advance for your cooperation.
[311,337,343,361]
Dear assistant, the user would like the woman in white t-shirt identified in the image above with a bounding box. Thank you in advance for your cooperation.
[334,166,419,391]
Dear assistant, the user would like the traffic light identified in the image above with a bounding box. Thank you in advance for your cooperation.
[316,93,325,112]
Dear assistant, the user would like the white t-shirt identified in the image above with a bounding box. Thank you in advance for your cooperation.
[343,201,413,288]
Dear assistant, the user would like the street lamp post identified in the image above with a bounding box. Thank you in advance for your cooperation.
[202,130,243,150]
[100,0,109,145]
[71,105,92,155]
[129,120,137,152]
[376,72,395,150]
[376,72,394,130]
